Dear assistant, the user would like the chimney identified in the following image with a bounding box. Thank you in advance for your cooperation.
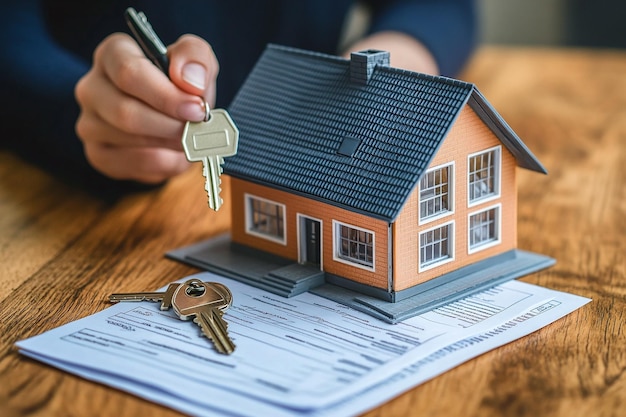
[350,49,390,85]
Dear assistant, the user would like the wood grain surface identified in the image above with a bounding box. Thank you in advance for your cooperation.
[1,46,625,417]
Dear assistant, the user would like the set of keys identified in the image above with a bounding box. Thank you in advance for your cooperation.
[109,279,236,355]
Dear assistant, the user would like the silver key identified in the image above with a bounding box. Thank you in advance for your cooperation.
[182,108,239,211]
[171,278,236,355]
[109,283,179,311]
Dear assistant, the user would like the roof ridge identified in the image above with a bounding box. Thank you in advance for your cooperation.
[379,65,474,90]
[266,43,475,91]
[266,43,347,65]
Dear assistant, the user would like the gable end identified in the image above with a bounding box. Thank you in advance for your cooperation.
[468,89,547,174]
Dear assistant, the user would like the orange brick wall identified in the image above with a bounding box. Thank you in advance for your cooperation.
[392,106,518,291]
[230,179,391,290]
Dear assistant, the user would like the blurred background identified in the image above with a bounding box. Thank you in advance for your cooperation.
[341,1,625,63]
[479,0,626,48]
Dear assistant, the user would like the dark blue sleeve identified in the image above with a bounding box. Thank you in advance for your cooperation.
[0,0,151,195]
[367,0,477,76]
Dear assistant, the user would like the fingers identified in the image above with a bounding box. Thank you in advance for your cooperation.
[168,34,219,106]
[94,33,208,122]
[75,107,183,151]
[84,142,191,184]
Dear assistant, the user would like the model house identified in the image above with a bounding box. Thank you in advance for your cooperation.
[171,44,554,322]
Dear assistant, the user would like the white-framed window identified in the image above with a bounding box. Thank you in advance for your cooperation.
[468,204,501,253]
[468,146,501,205]
[419,222,454,271]
[245,193,286,244]
[419,162,454,223]
[333,220,375,271]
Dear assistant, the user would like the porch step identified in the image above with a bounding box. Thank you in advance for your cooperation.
[261,264,325,297]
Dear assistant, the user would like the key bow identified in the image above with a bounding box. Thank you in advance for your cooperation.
[171,279,232,320]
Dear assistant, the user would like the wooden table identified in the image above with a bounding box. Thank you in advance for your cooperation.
[1,46,625,417]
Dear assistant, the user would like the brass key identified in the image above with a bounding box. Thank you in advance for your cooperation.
[171,278,236,355]
[109,283,179,310]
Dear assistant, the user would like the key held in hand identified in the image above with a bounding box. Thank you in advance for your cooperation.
[182,108,239,211]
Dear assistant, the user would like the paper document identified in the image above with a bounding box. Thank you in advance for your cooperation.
[16,273,590,417]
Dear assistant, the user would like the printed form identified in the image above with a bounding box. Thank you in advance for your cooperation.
[16,273,590,417]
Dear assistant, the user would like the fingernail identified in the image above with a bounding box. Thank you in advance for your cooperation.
[182,62,207,90]
[178,101,205,121]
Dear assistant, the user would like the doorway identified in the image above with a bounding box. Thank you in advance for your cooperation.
[298,215,322,268]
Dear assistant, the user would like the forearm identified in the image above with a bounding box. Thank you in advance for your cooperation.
[0,1,152,194]
[361,0,477,76]
[0,2,86,161]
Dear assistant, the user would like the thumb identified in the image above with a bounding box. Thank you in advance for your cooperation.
[167,34,219,106]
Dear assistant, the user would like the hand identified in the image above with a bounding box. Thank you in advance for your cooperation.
[75,33,219,183]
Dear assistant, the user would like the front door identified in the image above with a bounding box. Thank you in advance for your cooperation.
[299,215,322,267]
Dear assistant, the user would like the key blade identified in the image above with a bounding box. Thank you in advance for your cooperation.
[196,309,236,354]
[203,155,223,211]
[108,283,178,311]
[108,292,165,303]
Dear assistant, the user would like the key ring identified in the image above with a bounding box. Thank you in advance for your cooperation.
[202,99,211,122]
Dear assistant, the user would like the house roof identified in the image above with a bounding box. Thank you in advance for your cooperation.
[224,44,546,222]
